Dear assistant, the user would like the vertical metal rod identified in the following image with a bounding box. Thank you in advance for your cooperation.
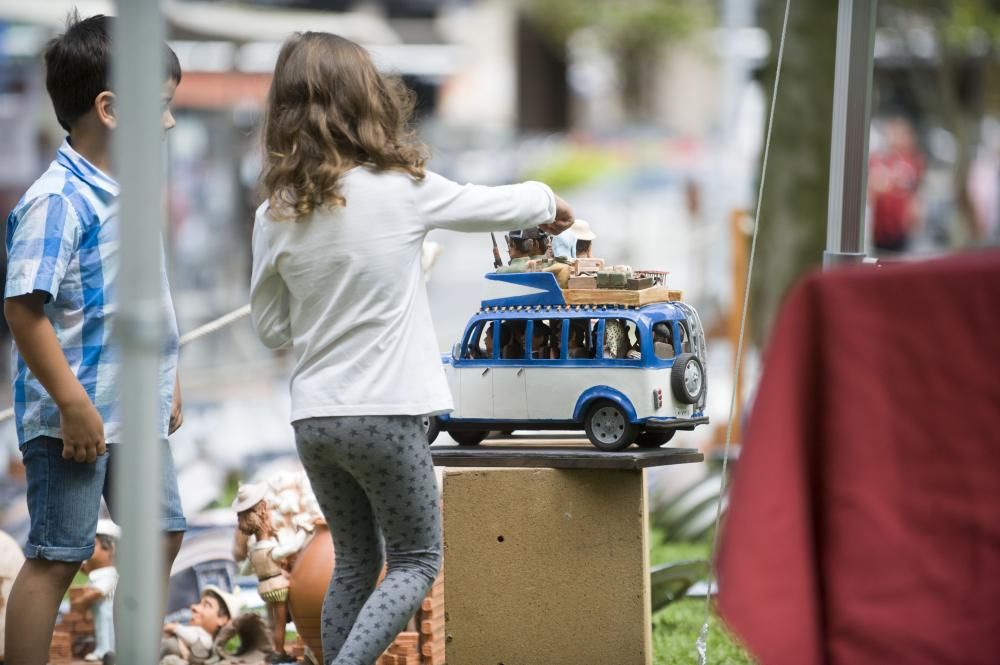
[112,1,165,663]
[824,0,878,268]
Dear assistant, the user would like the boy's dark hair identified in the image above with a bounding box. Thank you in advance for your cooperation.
[44,12,182,132]
[205,590,231,620]
[96,534,115,553]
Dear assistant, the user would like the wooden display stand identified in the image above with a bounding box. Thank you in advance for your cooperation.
[433,443,702,665]
[562,286,683,307]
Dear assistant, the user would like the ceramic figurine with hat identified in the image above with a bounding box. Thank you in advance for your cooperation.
[161,584,241,664]
[233,483,298,663]
[73,519,121,662]
[572,219,597,258]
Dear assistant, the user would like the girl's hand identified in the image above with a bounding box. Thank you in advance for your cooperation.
[540,195,574,235]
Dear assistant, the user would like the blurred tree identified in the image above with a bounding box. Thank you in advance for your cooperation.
[880,0,1000,243]
[750,0,1000,345]
[523,0,711,119]
[748,0,837,345]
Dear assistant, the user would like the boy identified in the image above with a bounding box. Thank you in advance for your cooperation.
[3,14,186,664]
[160,586,240,665]
[73,519,121,662]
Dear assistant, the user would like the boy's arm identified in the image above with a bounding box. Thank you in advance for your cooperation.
[4,293,105,463]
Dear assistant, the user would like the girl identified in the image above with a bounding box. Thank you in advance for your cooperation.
[250,32,574,665]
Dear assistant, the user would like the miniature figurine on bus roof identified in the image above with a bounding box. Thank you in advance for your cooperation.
[425,268,708,451]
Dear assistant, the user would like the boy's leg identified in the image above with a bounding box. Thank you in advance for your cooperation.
[5,559,82,664]
[104,440,187,606]
[5,436,108,665]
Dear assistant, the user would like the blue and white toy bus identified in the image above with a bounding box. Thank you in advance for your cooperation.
[426,272,709,451]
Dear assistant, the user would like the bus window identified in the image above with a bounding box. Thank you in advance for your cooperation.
[530,319,561,360]
[500,320,527,359]
[677,321,692,354]
[652,321,675,359]
[463,321,490,359]
[603,319,641,360]
[568,319,597,359]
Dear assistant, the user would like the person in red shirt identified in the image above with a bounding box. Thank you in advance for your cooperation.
[869,116,925,253]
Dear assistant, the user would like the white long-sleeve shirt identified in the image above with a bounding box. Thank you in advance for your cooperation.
[250,168,556,421]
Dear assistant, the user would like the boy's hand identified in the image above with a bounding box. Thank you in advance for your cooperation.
[169,374,183,434]
[59,397,106,463]
[539,194,574,236]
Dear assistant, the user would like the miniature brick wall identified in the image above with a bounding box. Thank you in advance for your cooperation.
[49,575,447,665]
[374,568,445,665]
[48,587,97,662]
[48,629,75,663]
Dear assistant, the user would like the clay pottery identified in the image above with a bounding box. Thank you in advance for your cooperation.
[288,526,334,656]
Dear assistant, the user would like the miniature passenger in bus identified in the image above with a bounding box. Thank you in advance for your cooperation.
[471,323,499,359]
[568,320,592,359]
[547,320,563,359]
[498,229,572,287]
[653,322,675,359]
[498,228,547,272]
[604,319,628,359]
[531,322,552,359]
[572,220,597,258]
[502,321,526,359]
[627,329,641,360]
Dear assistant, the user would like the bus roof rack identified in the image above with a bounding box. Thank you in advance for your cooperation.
[480,272,683,310]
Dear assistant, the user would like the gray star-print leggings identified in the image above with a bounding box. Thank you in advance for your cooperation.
[294,415,442,665]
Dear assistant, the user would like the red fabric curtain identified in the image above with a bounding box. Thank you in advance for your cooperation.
[718,250,1000,665]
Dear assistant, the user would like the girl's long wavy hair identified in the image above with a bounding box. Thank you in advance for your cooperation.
[261,32,427,220]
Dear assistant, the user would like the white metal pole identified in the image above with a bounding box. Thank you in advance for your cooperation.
[112,1,165,662]
[824,0,878,267]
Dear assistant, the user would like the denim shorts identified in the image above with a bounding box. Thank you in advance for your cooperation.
[20,436,187,562]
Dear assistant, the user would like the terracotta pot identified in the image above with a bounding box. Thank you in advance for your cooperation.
[288,525,334,656]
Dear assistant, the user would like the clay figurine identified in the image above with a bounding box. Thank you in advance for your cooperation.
[233,483,299,663]
[73,519,120,662]
[160,584,241,665]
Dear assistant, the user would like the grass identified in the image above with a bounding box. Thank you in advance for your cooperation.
[649,530,755,665]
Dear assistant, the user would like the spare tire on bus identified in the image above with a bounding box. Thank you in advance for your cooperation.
[671,353,704,405]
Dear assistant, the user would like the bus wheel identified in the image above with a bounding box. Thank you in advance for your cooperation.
[637,430,675,448]
[584,400,639,452]
[422,415,440,444]
[450,430,487,446]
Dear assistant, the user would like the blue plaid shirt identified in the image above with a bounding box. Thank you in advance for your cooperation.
[5,139,179,446]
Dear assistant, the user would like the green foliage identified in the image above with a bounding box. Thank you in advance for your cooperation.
[649,529,755,664]
[653,599,756,665]
[521,146,620,192]
[889,0,1000,47]
[523,0,711,50]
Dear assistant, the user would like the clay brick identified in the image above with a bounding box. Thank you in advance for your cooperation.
[421,641,446,658]
[49,630,73,662]
[568,276,598,289]
[420,596,444,613]
[61,610,86,624]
